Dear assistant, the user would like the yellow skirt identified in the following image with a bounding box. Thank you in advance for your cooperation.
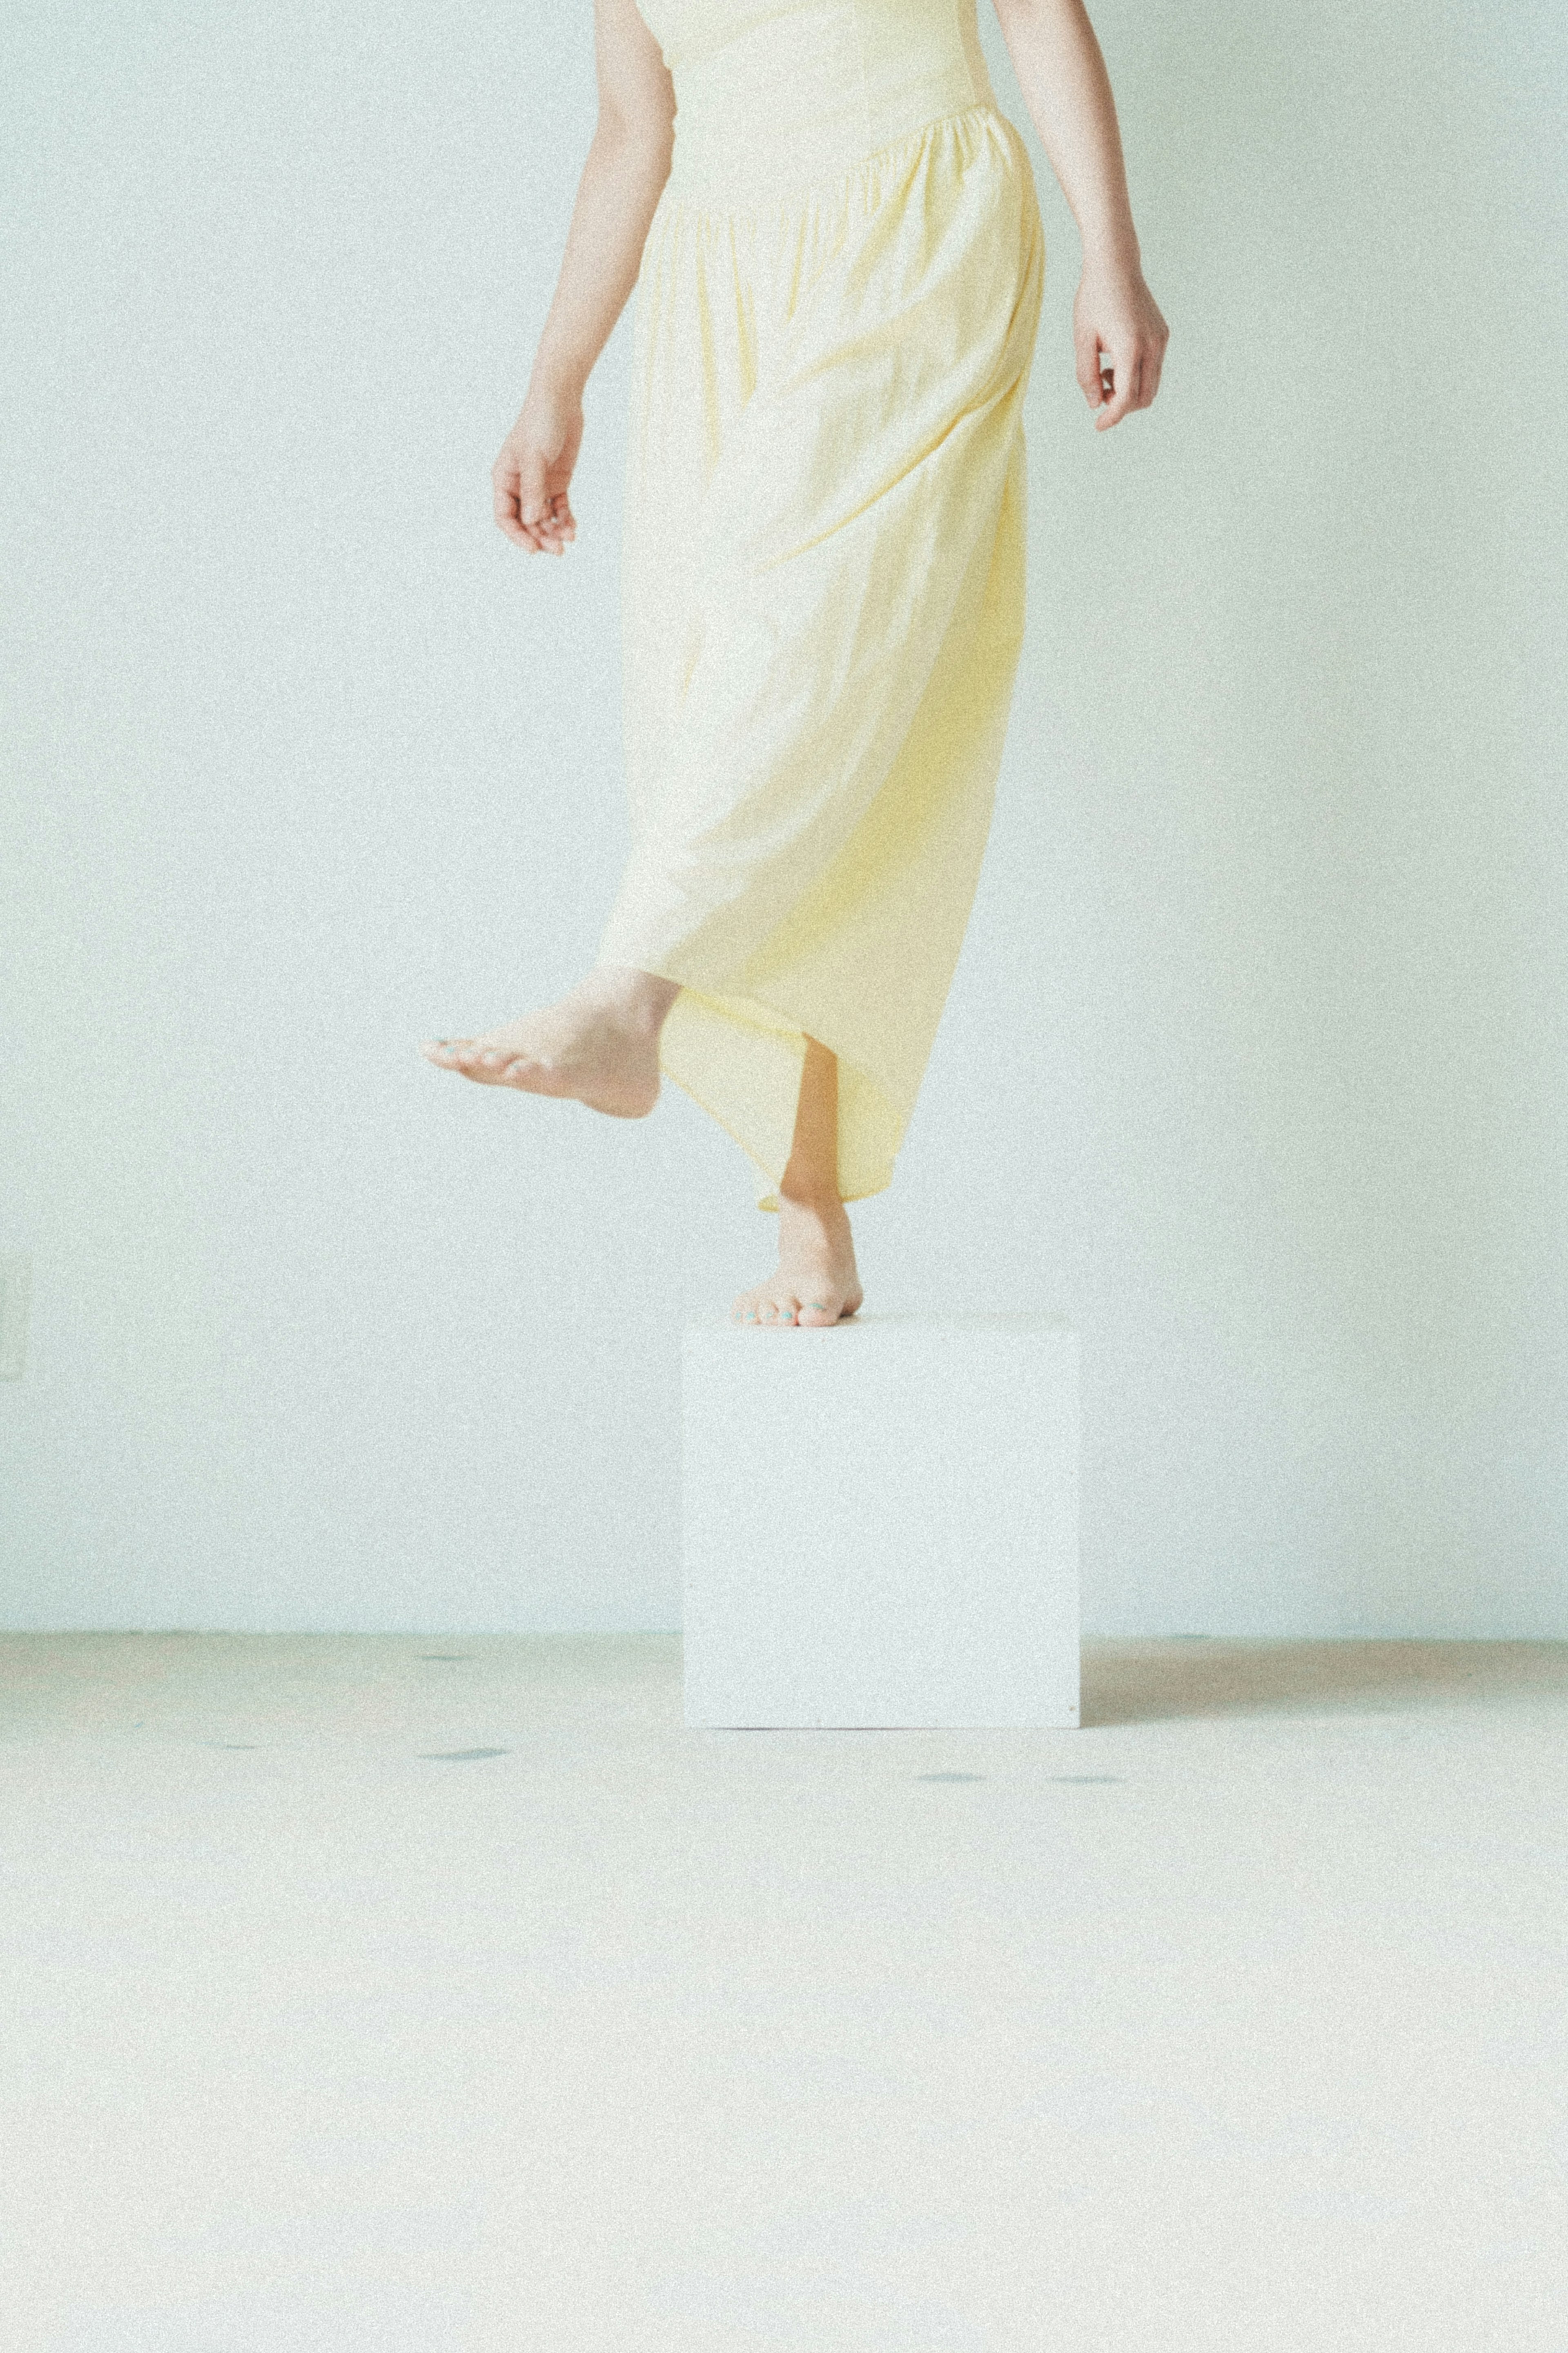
[596,98,1045,1210]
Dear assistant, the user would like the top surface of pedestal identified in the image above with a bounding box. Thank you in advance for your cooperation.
[685,1311,1075,1338]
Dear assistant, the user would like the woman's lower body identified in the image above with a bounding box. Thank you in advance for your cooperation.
[425,103,1043,1324]
[601,101,1045,1216]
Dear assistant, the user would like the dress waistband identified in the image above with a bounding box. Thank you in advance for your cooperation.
[662,0,1000,206]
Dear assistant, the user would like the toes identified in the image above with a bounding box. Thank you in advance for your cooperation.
[732,1287,847,1328]
[422,1034,550,1085]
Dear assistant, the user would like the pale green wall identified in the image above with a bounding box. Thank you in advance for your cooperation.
[2,1,1564,1632]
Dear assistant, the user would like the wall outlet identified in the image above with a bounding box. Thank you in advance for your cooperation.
[0,1253,31,1380]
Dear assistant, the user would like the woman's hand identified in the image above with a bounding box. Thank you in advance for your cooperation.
[494,386,584,554]
[1074,261,1169,429]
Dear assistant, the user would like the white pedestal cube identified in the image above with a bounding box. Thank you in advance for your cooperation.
[681,1313,1080,1729]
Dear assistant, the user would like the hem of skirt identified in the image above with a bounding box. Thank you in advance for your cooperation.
[656,1061,894,1215]
[659,98,1011,217]
[754,1174,895,1213]
[606,946,906,1205]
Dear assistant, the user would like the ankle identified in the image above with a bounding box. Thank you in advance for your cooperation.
[777,1175,847,1220]
[581,963,679,1033]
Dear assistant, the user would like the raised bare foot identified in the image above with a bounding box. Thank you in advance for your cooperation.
[731,1192,864,1327]
[419,968,678,1120]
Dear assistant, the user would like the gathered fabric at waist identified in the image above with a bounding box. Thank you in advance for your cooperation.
[662,0,1000,205]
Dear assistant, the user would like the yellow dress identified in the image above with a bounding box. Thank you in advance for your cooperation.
[595,0,1045,1210]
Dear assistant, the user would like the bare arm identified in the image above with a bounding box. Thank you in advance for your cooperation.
[494,0,675,554]
[991,0,1168,428]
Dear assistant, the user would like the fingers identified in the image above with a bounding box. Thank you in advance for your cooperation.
[520,449,576,552]
[523,489,576,555]
[1095,346,1142,430]
[1091,337,1167,431]
[492,451,577,555]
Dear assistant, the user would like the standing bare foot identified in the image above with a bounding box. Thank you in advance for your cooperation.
[419,966,679,1120]
[731,1191,864,1327]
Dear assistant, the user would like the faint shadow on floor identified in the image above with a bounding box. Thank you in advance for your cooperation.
[1079,1638,1568,1729]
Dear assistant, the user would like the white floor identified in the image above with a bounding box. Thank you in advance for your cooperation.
[1,1635,1564,2353]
